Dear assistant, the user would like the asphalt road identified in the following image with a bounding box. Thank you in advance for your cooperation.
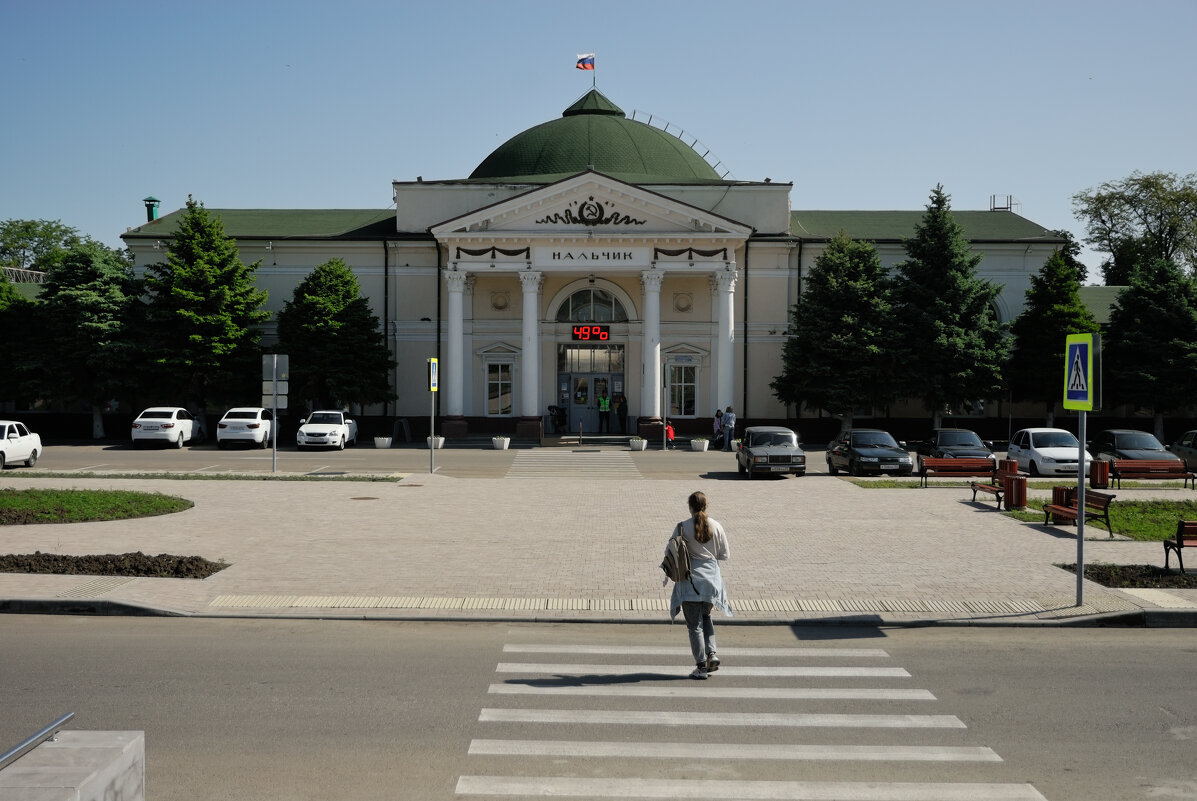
[2,617,1194,801]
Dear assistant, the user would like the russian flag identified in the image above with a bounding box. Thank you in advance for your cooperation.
[576,53,595,71]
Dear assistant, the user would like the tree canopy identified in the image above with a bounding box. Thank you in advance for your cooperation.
[140,197,269,415]
[1103,259,1197,436]
[275,258,395,410]
[0,219,95,272]
[889,185,1007,424]
[771,233,893,427]
[1007,248,1100,423]
[1072,171,1197,284]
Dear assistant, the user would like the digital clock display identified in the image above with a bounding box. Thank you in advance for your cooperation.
[571,325,610,341]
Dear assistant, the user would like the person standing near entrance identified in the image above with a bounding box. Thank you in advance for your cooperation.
[712,409,724,449]
[597,390,611,433]
[664,491,731,679]
[721,406,737,450]
[614,393,627,433]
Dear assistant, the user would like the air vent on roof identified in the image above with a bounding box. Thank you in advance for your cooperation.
[990,194,1020,212]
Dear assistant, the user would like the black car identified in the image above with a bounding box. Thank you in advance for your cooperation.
[826,429,913,476]
[916,428,996,460]
[1092,429,1181,463]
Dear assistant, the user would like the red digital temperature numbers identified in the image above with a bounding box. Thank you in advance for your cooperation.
[571,325,610,341]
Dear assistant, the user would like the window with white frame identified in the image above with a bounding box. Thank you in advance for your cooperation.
[486,361,513,416]
[667,363,697,418]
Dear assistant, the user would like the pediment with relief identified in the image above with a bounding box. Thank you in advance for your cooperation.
[430,172,752,239]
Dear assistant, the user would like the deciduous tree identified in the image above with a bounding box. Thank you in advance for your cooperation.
[0,219,92,272]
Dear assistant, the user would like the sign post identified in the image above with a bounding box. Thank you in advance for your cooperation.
[1062,333,1101,606]
[262,354,289,474]
[428,358,438,474]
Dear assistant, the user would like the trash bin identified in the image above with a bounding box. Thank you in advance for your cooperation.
[1090,459,1109,489]
[1003,474,1027,510]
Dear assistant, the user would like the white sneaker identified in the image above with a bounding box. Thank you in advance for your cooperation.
[689,664,708,680]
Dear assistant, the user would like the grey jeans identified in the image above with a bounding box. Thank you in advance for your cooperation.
[681,601,716,665]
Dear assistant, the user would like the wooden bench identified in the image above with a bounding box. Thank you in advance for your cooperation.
[1109,458,1195,489]
[1164,520,1197,573]
[1043,487,1115,534]
[970,464,1022,507]
[919,457,996,488]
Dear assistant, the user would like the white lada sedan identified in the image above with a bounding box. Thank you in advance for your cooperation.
[131,407,196,448]
[296,410,358,450]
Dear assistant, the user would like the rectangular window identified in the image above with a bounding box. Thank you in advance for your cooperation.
[668,364,696,418]
[487,363,513,416]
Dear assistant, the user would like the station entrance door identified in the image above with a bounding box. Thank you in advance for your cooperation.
[557,343,625,435]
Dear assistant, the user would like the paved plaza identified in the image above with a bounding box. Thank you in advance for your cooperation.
[1,445,1194,625]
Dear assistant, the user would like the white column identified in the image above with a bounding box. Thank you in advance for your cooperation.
[715,267,738,412]
[641,270,664,418]
[518,271,543,418]
[445,270,468,417]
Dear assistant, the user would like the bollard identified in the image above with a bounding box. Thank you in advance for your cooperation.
[1089,459,1109,489]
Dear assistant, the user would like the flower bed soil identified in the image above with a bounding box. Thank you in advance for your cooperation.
[1059,563,1197,589]
[0,551,227,579]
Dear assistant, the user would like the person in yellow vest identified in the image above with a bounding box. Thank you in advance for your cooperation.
[597,390,611,433]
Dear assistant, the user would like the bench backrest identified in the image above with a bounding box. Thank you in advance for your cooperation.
[1112,459,1187,474]
[1063,487,1114,510]
[922,457,994,472]
[1178,520,1197,544]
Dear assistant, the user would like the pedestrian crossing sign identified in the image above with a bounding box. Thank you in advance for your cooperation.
[1063,333,1101,411]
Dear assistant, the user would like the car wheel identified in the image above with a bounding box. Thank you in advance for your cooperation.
[217,439,228,450]
[738,459,746,474]
[848,460,860,477]
[338,437,346,451]
[0,453,5,469]
[1029,461,1040,477]
[175,434,184,449]
[826,459,838,475]
[259,436,269,449]
[25,450,38,468]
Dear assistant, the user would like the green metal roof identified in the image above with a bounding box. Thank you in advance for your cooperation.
[1079,285,1125,326]
[468,89,724,184]
[122,209,396,241]
[790,210,1066,243]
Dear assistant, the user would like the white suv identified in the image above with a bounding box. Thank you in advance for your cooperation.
[1007,427,1093,477]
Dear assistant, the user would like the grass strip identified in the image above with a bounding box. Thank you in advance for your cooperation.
[0,488,193,525]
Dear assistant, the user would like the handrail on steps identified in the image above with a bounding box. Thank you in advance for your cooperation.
[0,712,75,772]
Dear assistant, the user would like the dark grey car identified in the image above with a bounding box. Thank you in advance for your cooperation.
[1168,430,1197,471]
[737,426,806,479]
[826,429,913,476]
[1092,429,1180,463]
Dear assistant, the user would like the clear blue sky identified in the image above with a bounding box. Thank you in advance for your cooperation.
[2,0,1194,280]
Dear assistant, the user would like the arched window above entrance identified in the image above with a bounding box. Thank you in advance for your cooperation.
[555,287,629,323]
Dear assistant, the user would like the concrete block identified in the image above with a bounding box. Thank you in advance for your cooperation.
[0,731,144,801]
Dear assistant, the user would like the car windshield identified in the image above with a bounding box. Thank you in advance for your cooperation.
[1031,431,1078,448]
[1115,432,1163,450]
[852,431,898,448]
[140,411,173,419]
[308,413,342,425]
[751,432,796,447]
[938,431,984,447]
[226,411,257,420]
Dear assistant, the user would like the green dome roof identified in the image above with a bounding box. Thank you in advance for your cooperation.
[469,90,723,183]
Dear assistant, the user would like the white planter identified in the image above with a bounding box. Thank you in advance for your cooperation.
[426,436,444,449]
[629,439,647,451]
[373,437,392,449]
[690,439,709,452]
[492,436,510,450]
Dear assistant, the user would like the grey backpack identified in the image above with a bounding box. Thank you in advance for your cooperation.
[660,523,697,590]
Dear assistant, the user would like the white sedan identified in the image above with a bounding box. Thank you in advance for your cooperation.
[0,420,42,468]
[296,410,358,450]
[131,407,196,448]
[1007,427,1093,477]
[217,407,274,448]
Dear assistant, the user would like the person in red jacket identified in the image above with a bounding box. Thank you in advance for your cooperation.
[665,420,676,449]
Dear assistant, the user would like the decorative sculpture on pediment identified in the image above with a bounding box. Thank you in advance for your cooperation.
[535,196,646,226]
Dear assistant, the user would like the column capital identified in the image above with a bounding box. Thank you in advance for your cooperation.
[715,268,739,293]
[445,270,470,292]
[518,270,544,292]
[640,270,664,292]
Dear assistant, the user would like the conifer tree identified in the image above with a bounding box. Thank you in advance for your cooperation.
[275,258,395,410]
[890,185,1007,425]
[1104,259,1197,438]
[1007,249,1099,425]
[141,197,269,429]
[771,233,893,429]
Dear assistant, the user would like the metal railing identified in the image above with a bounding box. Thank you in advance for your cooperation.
[0,712,74,772]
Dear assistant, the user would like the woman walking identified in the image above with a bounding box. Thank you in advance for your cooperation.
[665,491,732,679]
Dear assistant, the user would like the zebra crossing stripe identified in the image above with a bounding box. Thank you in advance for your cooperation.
[468,739,1001,762]
[478,708,965,728]
[495,662,910,677]
[506,451,642,479]
[502,644,890,658]
[455,776,1047,799]
[487,684,936,700]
